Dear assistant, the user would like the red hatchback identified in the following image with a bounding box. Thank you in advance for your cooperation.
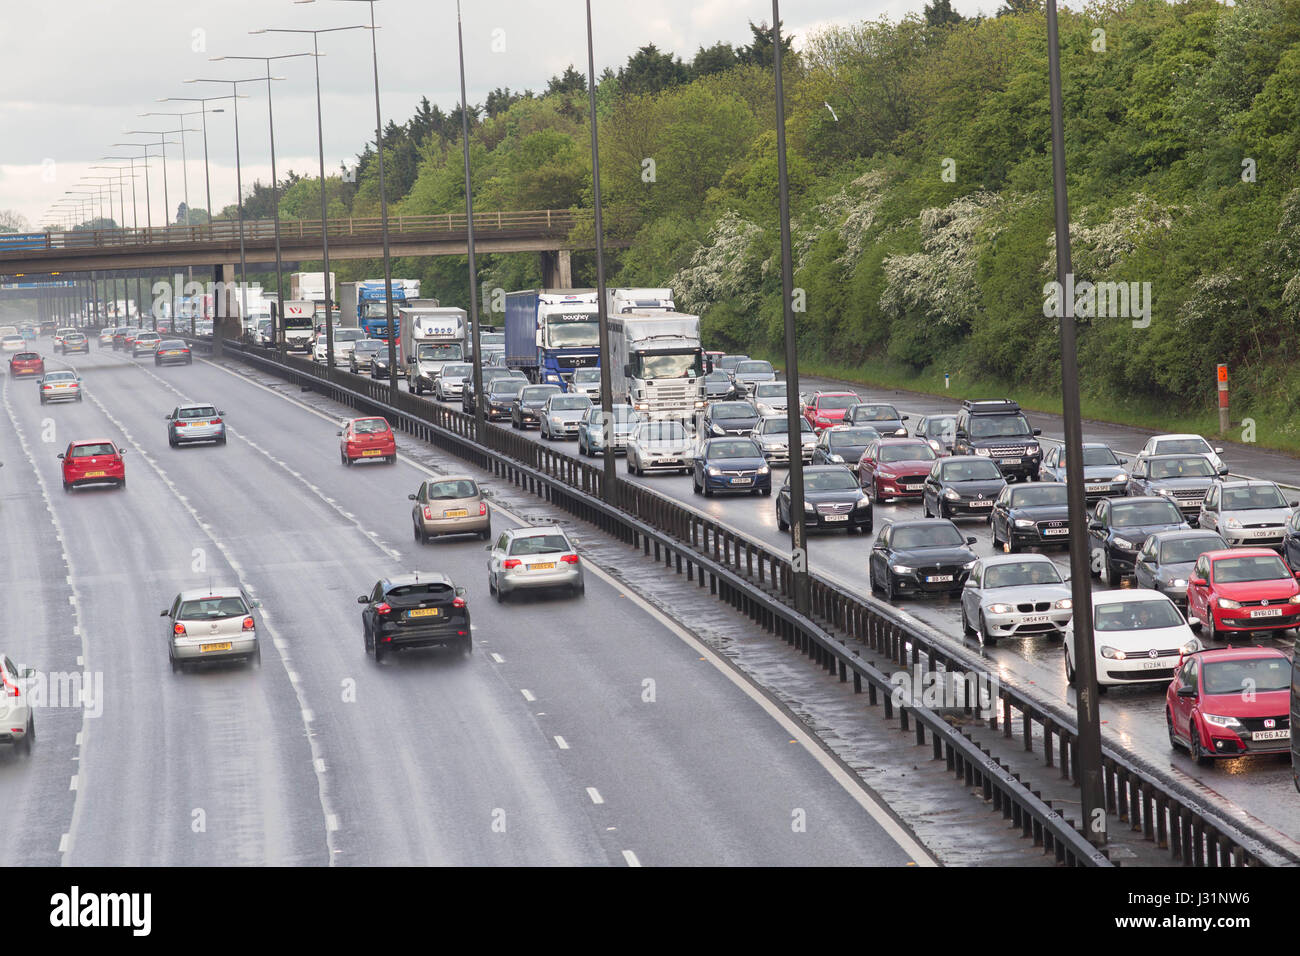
[339,417,396,465]
[9,351,43,377]
[858,438,939,503]
[1166,647,1291,762]
[1186,548,1300,641]
[803,391,860,432]
[60,439,127,492]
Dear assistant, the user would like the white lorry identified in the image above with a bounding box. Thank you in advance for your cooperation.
[400,306,468,395]
[607,304,707,420]
[282,300,316,352]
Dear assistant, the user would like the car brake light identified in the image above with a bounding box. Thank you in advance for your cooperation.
[173,623,186,636]
[503,559,521,569]
[3,676,19,698]
[211,418,222,425]
[561,554,580,565]
[453,597,466,608]
[375,602,392,615]
[242,617,255,630]
[423,506,434,520]
[479,501,488,516]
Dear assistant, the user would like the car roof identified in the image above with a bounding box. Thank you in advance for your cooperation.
[70,438,116,447]
[349,416,389,424]
[814,390,857,398]
[505,525,568,538]
[1190,645,1289,663]
[1153,433,1206,441]
[1091,588,1168,605]
[979,552,1056,567]
[425,474,478,485]
[1205,548,1282,560]
[801,464,851,474]
[1144,452,1211,460]
[1147,529,1223,541]
[889,518,958,530]
[177,402,215,409]
[1216,478,1275,489]
[384,572,453,588]
[177,587,244,601]
[875,436,928,445]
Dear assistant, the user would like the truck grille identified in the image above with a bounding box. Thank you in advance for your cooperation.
[556,355,597,369]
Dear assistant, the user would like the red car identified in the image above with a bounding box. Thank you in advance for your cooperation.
[1186,548,1300,641]
[9,351,43,377]
[59,439,127,492]
[1166,646,1292,762]
[857,437,939,503]
[802,390,860,432]
[339,416,396,465]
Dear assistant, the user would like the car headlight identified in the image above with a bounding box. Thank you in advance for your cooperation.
[962,559,977,570]
[804,502,816,513]
[1180,639,1201,654]
[1225,517,1242,529]
[706,466,721,476]
[711,424,725,436]
[1026,443,1039,454]
[1167,578,1188,589]
[1217,597,1241,609]
[928,439,943,452]
[829,454,844,463]
[974,447,991,456]
[891,564,914,574]
[1113,537,1138,550]
[987,603,1014,614]
[894,427,907,437]
[1289,594,1300,604]
[1114,473,1128,483]
[757,464,770,475]
[1099,645,1126,660]
[1013,518,1035,529]
[856,495,872,508]
[1202,713,1243,729]
[943,488,961,500]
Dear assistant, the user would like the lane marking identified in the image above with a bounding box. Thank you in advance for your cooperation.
[490,652,505,664]
[520,689,536,702]
[586,787,604,805]
[554,735,569,750]
[622,849,641,867]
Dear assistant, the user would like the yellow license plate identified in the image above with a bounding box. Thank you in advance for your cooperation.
[361,449,383,456]
[443,509,468,518]
[200,642,232,653]
[531,562,556,571]
[84,471,107,477]
[408,607,441,618]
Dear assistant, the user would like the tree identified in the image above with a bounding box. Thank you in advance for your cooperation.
[692,42,738,78]
[617,44,689,96]
[738,20,794,69]
[546,65,587,96]
[996,0,1042,15]
[0,209,30,233]
[924,0,964,29]
[486,87,528,118]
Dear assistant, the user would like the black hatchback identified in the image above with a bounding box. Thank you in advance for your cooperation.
[359,573,470,662]
[775,465,872,534]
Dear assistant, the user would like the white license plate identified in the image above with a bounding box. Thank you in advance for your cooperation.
[1251,530,1276,538]
[823,514,849,522]
[1250,608,1283,618]
[1085,484,1108,493]
[1141,659,1168,670]
[970,499,994,507]
[925,574,954,583]
[1020,615,1051,624]
[1252,729,1290,741]
[1042,528,1069,536]
[730,477,752,485]
[1001,458,1021,466]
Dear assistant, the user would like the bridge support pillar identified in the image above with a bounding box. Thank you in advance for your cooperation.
[540,249,572,288]
[214,263,238,359]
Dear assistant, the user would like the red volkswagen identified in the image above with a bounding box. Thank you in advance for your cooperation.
[1166,646,1291,762]
[339,417,396,465]
[8,351,43,378]
[858,438,938,503]
[1186,548,1300,642]
[60,439,127,492]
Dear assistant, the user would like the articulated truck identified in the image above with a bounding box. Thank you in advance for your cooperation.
[606,288,706,419]
[503,289,600,385]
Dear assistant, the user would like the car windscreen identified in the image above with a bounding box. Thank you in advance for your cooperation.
[712,403,757,419]
[1148,457,1215,479]
[427,479,478,499]
[983,561,1064,588]
[488,381,523,396]
[71,443,115,457]
[877,443,935,463]
[707,440,761,459]
[418,344,462,360]
[508,534,571,555]
[816,395,857,410]
[178,597,249,619]
[333,329,365,342]
[44,371,75,382]
[736,361,772,374]
[479,333,505,346]
[439,363,472,377]
[385,582,454,602]
[940,459,1004,481]
[1212,554,1292,583]
[354,341,384,353]
[1009,485,1068,507]
[1203,658,1291,695]
[158,340,187,349]
[830,427,880,448]
[706,371,731,383]
[1160,536,1225,564]
[760,418,811,435]
[968,414,1033,439]
[1155,438,1211,456]
[177,406,217,419]
[754,383,785,398]
[571,368,601,382]
[1093,599,1184,631]
[891,525,965,549]
[851,405,900,422]
[718,355,748,369]
[922,417,957,437]
[352,418,389,434]
[1222,485,1288,510]
[803,471,859,492]
[14,352,39,360]
[549,396,590,410]
[522,386,560,402]
[635,422,687,442]
[590,407,638,426]
[1111,500,1184,527]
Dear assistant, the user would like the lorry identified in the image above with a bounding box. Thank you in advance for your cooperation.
[282,300,316,352]
[289,272,336,309]
[400,306,468,395]
[339,279,423,341]
[607,307,707,420]
[503,289,601,386]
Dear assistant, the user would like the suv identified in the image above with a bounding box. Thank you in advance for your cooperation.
[952,399,1042,481]
[359,573,471,661]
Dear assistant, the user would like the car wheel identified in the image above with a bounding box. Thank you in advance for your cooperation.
[1006,535,1019,554]
[1064,646,1077,686]
[218,435,227,446]
[873,479,885,504]
[251,644,262,669]
[18,716,33,755]
[1166,709,1182,751]
[479,526,491,541]
[1190,725,1213,766]
[495,578,506,603]
[373,641,385,663]
[960,604,974,638]
[459,635,472,657]
[692,474,701,495]
[170,653,181,674]
[76,392,83,402]
[625,457,633,474]
[978,611,998,647]
[1100,557,1112,585]
[62,481,70,493]
[1206,613,1218,644]
[703,481,714,498]
[777,507,789,532]
[761,486,771,497]
[572,579,585,597]
[922,497,932,518]
[169,435,177,448]
[883,571,897,603]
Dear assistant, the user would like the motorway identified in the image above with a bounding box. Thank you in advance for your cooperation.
[481,369,1300,850]
[0,342,930,867]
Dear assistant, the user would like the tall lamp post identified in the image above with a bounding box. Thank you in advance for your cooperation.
[109,144,164,230]
[252,23,369,363]
[158,95,239,229]
[122,130,177,225]
[456,0,486,439]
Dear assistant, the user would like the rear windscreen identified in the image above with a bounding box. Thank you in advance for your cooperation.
[179,597,248,619]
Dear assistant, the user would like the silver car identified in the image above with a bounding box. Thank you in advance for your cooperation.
[960,554,1074,646]
[487,525,584,601]
[751,381,789,416]
[166,403,227,447]
[131,331,161,356]
[539,393,593,440]
[349,339,386,373]
[1198,479,1297,548]
[410,475,490,541]
[434,362,473,401]
[567,367,603,400]
[164,587,262,671]
[751,414,816,465]
[732,359,776,397]
[626,420,694,475]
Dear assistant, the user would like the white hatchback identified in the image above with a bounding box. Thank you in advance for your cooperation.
[1064,589,1199,690]
[0,653,35,754]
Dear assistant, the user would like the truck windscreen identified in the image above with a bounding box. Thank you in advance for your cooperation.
[418,343,463,361]
[284,318,314,330]
[637,352,702,379]
[545,315,600,347]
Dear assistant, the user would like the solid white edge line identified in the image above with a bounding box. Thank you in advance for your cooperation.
[586,787,604,805]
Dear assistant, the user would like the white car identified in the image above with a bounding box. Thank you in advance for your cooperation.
[52,327,77,352]
[0,335,23,353]
[626,420,694,475]
[314,327,365,365]
[1197,478,1297,548]
[434,362,473,401]
[1136,433,1227,475]
[1064,589,1199,690]
[0,653,35,755]
[960,553,1073,645]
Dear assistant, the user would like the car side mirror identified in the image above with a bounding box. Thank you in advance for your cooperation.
[1219,466,1229,476]
[1190,577,1207,587]
[484,545,493,551]
[408,494,417,501]
[356,595,369,604]
[164,414,172,421]
[218,410,226,416]
[901,414,909,421]
[966,536,977,545]
[20,667,35,679]
[1087,519,1100,529]
[57,453,65,459]
[1032,428,1042,436]
[336,431,343,437]
[455,586,467,597]
[1214,447,1224,454]
[1176,685,1197,698]
[160,609,169,617]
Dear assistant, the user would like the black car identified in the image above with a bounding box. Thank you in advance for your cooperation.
[154,339,193,366]
[989,482,1071,553]
[692,437,772,497]
[1283,509,1300,574]
[869,519,978,600]
[914,415,958,455]
[703,369,740,401]
[1124,454,1218,523]
[1087,496,1190,586]
[463,367,523,414]
[698,400,761,438]
[359,573,471,662]
[775,465,872,534]
[812,425,881,473]
[846,402,909,438]
[1037,441,1128,500]
[921,455,1007,520]
[952,399,1042,481]
[484,378,527,420]
[370,348,403,380]
[511,384,562,429]
[1133,529,1229,607]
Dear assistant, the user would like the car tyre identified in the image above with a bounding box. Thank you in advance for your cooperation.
[883,572,897,603]
[1190,725,1213,766]
[978,611,998,647]
[251,643,262,669]
[18,716,33,755]
[170,653,181,674]
[761,486,771,497]
[1064,645,1077,686]
[961,604,975,638]
[777,507,789,532]
[459,635,472,657]
[1206,613,1218,644]
[1166,709,1182,752]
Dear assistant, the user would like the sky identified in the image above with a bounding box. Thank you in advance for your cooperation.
[0,0,991,230]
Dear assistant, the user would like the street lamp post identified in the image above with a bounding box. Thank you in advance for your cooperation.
[455,1,486,439]
[109,145,160,230]
[159,95,239,229]
[123,130,177,226]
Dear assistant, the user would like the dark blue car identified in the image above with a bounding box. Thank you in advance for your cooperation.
[692,437,772,497]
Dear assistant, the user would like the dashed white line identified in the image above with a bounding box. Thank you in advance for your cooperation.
[586,787,604,805]
[490,652,505,664]
[520,689,536,702]
[554,735,569,750]
[622,849,641,867]
[69,776,78,791]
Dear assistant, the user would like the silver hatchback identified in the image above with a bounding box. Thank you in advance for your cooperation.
[164,587,262,671]
[487,526,584,601]
[166,403,227,447]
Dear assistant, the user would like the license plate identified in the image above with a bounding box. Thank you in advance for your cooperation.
[1021,615,1051,624]
[1253,729,1290,741]
[1001,458,1021,466]
[1250,608,1283,618]
[730,477,752,485]
[1252,530,1276,538]
[1042,528,1070,535]
[189,421,210,427]
[200,642,232,653]
[970,500,994,507]
[84,471,107,477]
[531,562,556,571]
[361,449,383,456]
[1141,659,1168,670]
[925,574,954,583]
[55,383,69,388]
[823,514,849,522]
[1085,483,1108,493]
[407,608,441,618]
[443,509,468,518]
